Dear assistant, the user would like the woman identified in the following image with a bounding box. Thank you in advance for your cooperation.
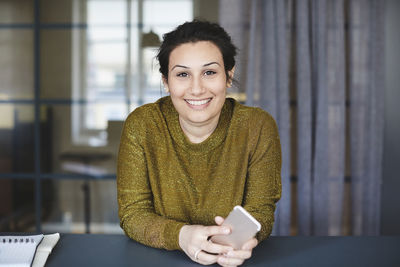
[117,20,281,267]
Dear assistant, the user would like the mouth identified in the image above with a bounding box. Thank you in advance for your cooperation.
[184,98,212,109]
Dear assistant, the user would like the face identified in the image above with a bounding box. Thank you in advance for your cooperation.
[164,41,234,127]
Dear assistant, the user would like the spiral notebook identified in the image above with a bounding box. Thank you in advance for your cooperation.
[0,233,59,267]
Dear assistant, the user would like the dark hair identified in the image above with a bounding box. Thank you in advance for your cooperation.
[157,20,237,83]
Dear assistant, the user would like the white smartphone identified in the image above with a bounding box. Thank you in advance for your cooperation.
[210,206,261,250]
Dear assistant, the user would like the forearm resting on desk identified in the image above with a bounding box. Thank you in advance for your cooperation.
[119,203,186,250]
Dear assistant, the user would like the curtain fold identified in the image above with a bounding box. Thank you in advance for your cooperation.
[296,0,313,235]
[219,0,384,235]
[349,0,385,235]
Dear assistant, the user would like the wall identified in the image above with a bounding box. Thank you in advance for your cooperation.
[381,0,400,235]
[193,0,219,22]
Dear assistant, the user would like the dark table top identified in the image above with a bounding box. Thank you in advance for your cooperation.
[46,234,400,267]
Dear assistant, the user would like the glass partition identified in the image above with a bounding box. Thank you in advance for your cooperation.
[1,0,196,233]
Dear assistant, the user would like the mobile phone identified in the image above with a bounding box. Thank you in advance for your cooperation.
[210,206,261,250]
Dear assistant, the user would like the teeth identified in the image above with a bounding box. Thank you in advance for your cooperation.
[186,98,211,106]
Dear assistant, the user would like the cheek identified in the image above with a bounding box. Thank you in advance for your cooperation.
[208,79,227,94]
[168,81,188,97]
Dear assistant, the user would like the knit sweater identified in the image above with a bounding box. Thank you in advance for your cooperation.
[117,96,281,250]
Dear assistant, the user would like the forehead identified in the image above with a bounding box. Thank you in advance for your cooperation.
[169,41,224,68]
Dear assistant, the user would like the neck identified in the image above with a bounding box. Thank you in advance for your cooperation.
[179,114,221,144]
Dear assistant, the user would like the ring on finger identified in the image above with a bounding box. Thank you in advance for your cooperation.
[194,249,202,260]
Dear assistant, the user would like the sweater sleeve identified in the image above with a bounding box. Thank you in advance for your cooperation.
[243,111,282,242]
[117,111,187,250]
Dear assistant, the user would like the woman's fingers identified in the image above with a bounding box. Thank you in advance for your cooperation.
[215,237,258,266]
[217,254,244,267]
[224,249,252,260]
[180,224,235,265]
[180,224,257,265]
[204,224,231,236]
[196,224,234,262]
[201,239,232,255]
[214,216,225,225]
[241,237,258,250]
[216,248,253,267]
[195,250,219,265]
[194,241,234,265]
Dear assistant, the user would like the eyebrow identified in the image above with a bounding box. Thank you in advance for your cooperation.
[203,62,220,67]
[171,62,221,71]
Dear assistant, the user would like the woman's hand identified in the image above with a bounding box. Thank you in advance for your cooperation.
[214,216,258,267]
[179,224,234,265]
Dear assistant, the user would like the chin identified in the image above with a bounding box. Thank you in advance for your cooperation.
[187,114,212,124]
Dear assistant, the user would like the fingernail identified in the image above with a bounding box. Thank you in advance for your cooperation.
[227,251,234,257]
[223,228,230,234]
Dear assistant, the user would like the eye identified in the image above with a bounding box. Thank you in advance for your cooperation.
[204,70,217,76]
[177,72,188,77]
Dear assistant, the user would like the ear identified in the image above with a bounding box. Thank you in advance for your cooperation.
[162,76,170,93]
[227,66,236,87]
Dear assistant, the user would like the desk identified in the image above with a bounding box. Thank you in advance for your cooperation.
[46,234,400,267]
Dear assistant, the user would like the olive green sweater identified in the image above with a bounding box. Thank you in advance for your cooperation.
[117,96,281,250]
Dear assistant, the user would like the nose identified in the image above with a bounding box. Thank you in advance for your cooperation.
[190,75,205,96]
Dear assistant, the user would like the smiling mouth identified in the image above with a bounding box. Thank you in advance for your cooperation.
[185,98,212,106]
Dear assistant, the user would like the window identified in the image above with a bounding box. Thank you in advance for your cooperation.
[72,0,193,146]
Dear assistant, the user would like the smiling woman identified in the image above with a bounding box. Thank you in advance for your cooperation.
[166,41,231,143]
[117,20,282,267]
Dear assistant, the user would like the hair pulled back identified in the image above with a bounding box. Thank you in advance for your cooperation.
[157,20,237,83]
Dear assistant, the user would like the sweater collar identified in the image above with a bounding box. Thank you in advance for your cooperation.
[160,96,233,152]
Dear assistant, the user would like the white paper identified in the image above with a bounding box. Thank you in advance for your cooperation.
[0,235,44,267]
[32,233,60,267]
